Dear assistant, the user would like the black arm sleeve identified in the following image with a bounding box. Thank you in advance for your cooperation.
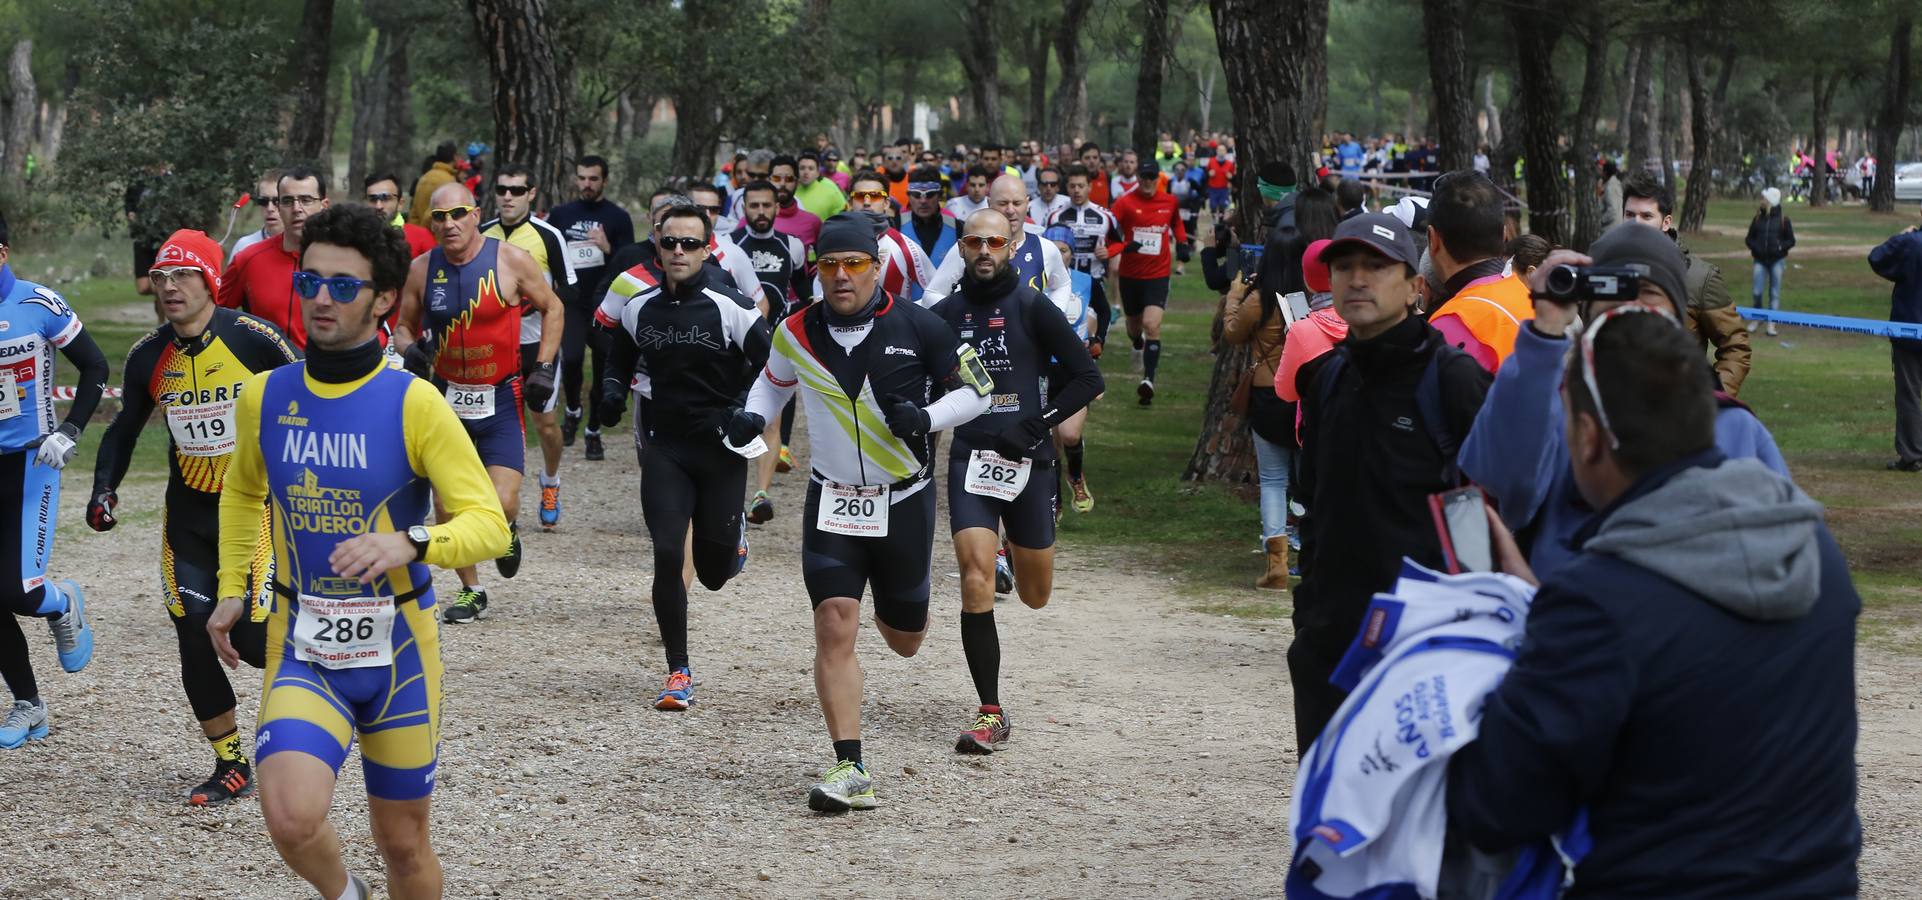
[743,315,773,372]
[1200,245,1238,293]
[601,316,641,397]
[92,337,159,494]
[58,329,109,435]
[1030,299,1104,424]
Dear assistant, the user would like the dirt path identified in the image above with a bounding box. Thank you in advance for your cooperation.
[5,442,1917,897]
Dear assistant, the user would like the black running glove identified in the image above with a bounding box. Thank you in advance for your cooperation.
[402,336,437,380]
[597,379,629,427]
[881,393,929,441]
[993,416,1052,461]
[722,407,766,447]
[523,360,558,411]
[87,488,118,532]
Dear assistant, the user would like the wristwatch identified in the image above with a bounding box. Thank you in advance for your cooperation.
[407,525,432,561]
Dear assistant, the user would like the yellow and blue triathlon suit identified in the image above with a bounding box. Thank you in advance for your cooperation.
[218,353,507,799]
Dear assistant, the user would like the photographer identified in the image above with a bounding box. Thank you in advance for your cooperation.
[1868,205,1922,472]
[1457,223,1789,580]
[1448,311,1860,898]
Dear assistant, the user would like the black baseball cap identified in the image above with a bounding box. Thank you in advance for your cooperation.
[1319,213,1420,267]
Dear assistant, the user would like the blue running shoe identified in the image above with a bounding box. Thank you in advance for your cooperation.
[655,667,694,711]
[48,580,92,673]
[539,482,561,531]
[0,699,48,748]
[994,548,1014,595]
[731,517,749,577]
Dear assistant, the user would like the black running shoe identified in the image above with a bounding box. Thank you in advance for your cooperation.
[562,408,582,447]
[584,432,605,461]
[189,759,255,807]
[496,523,523,579]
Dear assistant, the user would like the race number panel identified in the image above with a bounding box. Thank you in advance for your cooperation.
[165,401,238,457]
[292,594,397,670]
[445,382,497,420]
[816,481,889,537]
[963,449,1032,501]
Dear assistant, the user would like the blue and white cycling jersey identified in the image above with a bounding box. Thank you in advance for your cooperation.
[0,265,83,452]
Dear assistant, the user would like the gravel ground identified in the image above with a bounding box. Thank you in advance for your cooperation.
[4,440,1917,898]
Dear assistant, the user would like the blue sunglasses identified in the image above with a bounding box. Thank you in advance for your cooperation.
[291,271,373,303]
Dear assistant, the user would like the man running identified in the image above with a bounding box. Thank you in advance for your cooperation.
[732,179,811,526]
[945,165,993,222]
[735,213,993,811]
[480,163,576,532]
[208,203,510,900]
[925,175,1075,321]
[0,211,109,750]
[827,170,936,302]
[1050,164,1121,361]
[222,166,331,349]
[928,210,1102,753]
[362,173,438,259]
[395,182,564,624]
[767,154,824,248]
[1108,160,1186,405]
[1028,165,1070,226]
[229,168,283,258]
[87,230,299,802]
[597,202,770,710]
[903,165,959,298]
[545,154,635,454]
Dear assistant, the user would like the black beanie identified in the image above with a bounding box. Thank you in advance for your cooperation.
[817,212,880,260]
[1587,222,1689,320]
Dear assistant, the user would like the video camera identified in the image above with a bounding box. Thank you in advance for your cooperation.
[1541,264,1643,302]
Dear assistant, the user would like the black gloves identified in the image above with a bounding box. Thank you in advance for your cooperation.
[87,489,118,532]
[881,393,929,441]
[597,379,629,427]
[523,360,558,411]
[402,336,437,380]
[723,407,767,447]
[993,416,1052,461]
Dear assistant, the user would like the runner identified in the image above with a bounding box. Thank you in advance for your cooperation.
[395,182,565,624]
[827,170,935,302]
[902,165,959,298]
[222,165,331,350]
[730,179,810,526]
[1107,160,1186,405]
[86,229,300,803]
[545,154,636,456]
[925,175,1075,322]
[945,165,993,222]
[767,154,824,247]
[362,173,437,259]
[207,203,510,900]
[597,201,770,710]
[736,213,993,811]
[1050,164,1121,359]
[1042,224,1101,514]
[1028,165,1070,226]
[480,163,577,532]
[927,210,1102,754]
[0,211,109,750]
[229,168,283,258]
[686,182,771,312]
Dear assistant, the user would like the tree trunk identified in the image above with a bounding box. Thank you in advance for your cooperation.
[1511,8,1567,244]
[375,29,416,181]
[1049,0,1094,145]
[1873,14,1913,213]
[469,0,573,206]
[1629,42,1655,173]
[1480,72,1501,148]
[900,56,922,142]
[4,40,35,180]
[958,0,1004,144]
[286,0,336,164]
[1197,67,1216,136]
[1192,0,1329,485]
[1133,0,1171,153]
[1810,71,1832,207]
[1420,0,1475,172]
[1679,38,1734,234]
[1660,42,1681,195]
[1569,9,1609,250]
[347,66,373,190]
[1616,42,1640,145]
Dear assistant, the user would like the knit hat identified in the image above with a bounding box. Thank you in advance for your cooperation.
[817,212,880,260]
[1301,239,1332,293]
[153,229,225,294]
[1587,222,1689,319]
[1762,187,1783,208]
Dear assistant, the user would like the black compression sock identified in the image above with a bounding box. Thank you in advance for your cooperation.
[960,610,1001,707]
[833,739,863,766]
[653,588,689,672]
[1132,335,1145,350]
[1144,340,1162,381]
[1064,440,1085,480]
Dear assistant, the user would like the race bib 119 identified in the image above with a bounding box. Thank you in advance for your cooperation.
[165,401,237,457]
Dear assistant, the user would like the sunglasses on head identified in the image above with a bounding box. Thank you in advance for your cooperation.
[291,271,372,303]
[817,255,875,276]
[658,235,706,253]
[364,192,397,203]
[430,206,475,223]
[1572,303,1677,449]
[849,190,888,203]
[961,234,1012,251]
[495,184,532,197]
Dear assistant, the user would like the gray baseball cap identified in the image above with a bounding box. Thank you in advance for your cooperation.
[1319,213,1420,268]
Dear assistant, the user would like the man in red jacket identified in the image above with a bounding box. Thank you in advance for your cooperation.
[1107,160,1186,405]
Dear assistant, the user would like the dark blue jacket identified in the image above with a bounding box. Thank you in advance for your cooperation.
[1447,452,1860,898]
[1869,228,1922,350]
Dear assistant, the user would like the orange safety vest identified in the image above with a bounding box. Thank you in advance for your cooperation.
[1431,272,1535,367]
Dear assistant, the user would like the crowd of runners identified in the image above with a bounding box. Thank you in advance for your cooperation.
[0,134,1197,898]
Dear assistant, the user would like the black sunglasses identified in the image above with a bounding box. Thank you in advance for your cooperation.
[364,192,398,203]
[659,236,705,252]
[495,184,532,197]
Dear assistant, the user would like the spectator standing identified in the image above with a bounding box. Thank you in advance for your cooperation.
[1868,206,1922,472]
[1622,174,1751,395]
[1424,171,1537,372]
[1746,187,1796,338]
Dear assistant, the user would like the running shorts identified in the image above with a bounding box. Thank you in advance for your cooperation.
[255,589,444,801]
[0,449,62,616]
[435,377,526,472]
[800,478,935,632]
[1119,276,1172,316]
[946,441,1059,549]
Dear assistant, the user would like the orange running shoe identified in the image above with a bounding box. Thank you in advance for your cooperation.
[655,667,694,711]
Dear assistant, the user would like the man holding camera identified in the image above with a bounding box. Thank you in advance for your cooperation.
[1289,213,1491,752]
[1458,223,1789,581]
